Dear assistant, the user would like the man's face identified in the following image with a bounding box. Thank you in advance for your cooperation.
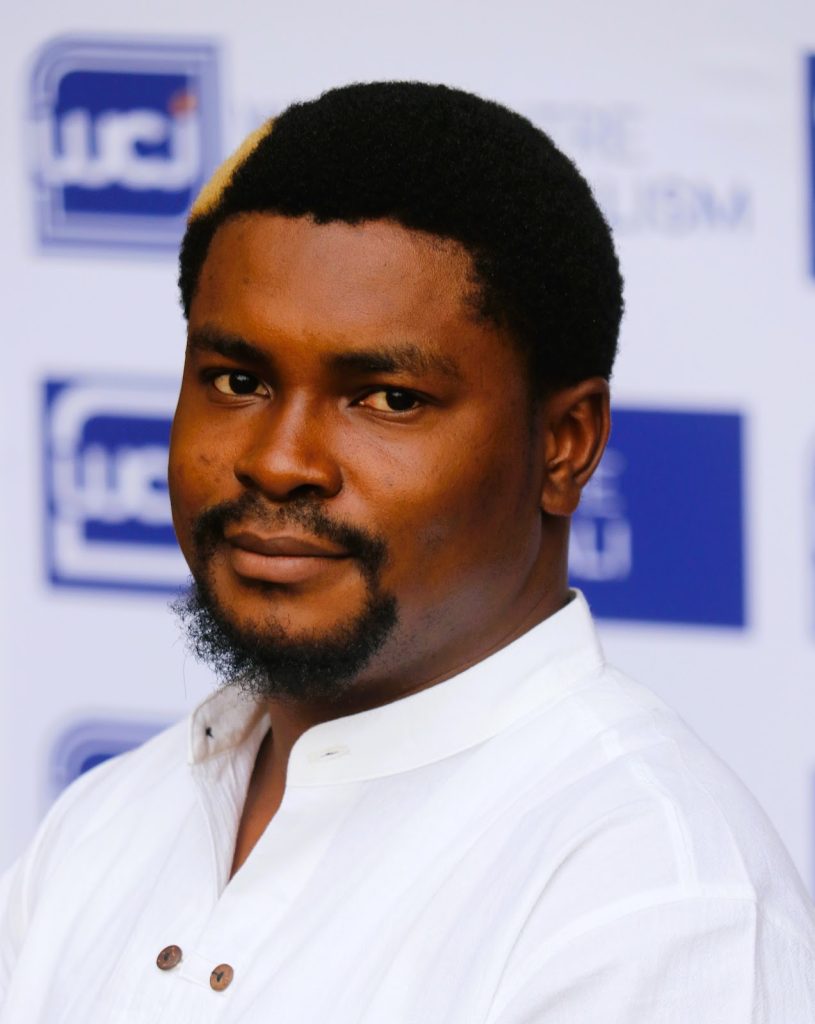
[169,214,549,704]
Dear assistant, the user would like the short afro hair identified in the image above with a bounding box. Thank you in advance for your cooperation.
[179,81,623,390]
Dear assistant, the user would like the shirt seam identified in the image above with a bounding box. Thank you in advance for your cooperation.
[627,756,697,884]
[572,686,699,886]
[604,668,756,889]
[645,705,755,886]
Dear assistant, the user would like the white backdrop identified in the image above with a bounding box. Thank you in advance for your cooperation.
[2,0,814,895]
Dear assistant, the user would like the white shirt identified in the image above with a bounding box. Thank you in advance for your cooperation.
[1,592,814,1023]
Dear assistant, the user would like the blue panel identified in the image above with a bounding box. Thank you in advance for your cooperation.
[29,36,220,250]
[50,719,167,793]
[42,376,187,593]
[569,408,745,627]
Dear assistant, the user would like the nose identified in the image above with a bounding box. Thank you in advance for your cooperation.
[233,395,342,501]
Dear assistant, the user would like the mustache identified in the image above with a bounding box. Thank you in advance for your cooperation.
[191,492,389,580]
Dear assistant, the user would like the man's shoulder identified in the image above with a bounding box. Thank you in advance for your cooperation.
[15,716,190,881]
[515,661,787,875]
[500,661,815,941]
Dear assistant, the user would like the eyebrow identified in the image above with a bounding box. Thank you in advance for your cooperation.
[327,345,461,380]
[187,328,265,364]
[187,327,462,381]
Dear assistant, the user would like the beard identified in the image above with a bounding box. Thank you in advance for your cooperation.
[172,493,399,703]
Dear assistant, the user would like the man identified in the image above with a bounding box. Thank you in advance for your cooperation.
[1,82,813,1022]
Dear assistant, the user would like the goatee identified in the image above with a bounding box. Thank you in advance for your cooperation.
[172,493,398,703]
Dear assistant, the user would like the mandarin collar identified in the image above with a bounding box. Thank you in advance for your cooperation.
[188,590,604,785]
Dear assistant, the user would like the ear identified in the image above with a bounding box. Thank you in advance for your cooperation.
[539,378,610,517]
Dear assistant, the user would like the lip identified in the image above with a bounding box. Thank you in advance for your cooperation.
[224,531,350,585]
[225,531,348,558]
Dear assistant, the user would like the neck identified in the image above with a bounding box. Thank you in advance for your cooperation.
[261,563,570,785]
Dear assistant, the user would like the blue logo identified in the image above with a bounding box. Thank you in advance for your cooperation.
[29,36,220,249]
[50,718,166,794]
[569,408,745,627]
[43,377,188,592]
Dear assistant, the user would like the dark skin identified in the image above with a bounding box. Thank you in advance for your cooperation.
[168,213,610,876]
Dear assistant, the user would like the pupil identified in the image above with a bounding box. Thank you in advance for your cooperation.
[386,390,415,411]
[230,372,256,395]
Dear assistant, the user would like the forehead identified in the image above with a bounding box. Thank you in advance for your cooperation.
[190,214,491,356]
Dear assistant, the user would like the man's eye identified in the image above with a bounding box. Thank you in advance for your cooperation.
[212,372,267,397]
[359,389,420,413]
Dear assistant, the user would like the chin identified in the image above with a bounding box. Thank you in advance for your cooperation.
[173,573,399,702]
[216,575,373,640]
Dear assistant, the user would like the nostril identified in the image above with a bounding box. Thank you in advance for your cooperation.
[288,482,331,501]
[233,450,342,502]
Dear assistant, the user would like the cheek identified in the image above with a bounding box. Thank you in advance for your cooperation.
[168,425,233,546]
[375,427,536,575]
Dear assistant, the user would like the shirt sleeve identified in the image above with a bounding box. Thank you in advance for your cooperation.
[486,894,815,1024]
[0,858,25,1008]
[0,749,143,1010]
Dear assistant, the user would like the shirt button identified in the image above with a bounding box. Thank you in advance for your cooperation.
[156,945,183,970]
[210,963,234,991]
